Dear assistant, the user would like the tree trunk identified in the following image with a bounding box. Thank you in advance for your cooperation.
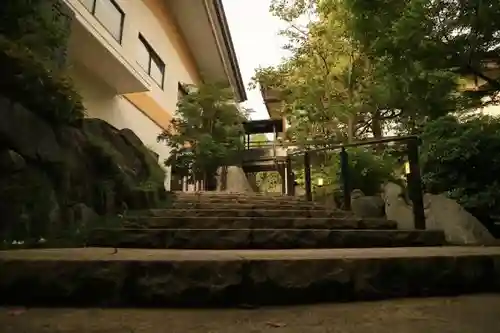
[347,115,355,143]
[371,110,384,152]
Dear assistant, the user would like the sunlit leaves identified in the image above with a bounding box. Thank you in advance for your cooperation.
[158,82,245,180]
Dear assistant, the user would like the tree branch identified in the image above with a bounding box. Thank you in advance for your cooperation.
[289,23,331,76]
[466,64,500,91]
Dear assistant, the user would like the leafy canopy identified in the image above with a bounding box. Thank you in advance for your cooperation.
[345,0,500,106]
[252,0,473,147]
[158,82,246,180]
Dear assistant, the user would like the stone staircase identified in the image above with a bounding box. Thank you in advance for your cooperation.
[89,192,445,249]
[0,191,499,307]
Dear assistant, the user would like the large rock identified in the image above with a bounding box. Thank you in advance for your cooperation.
[0,149,26,172]
[423,193,496,245]
[83,119,150,182]
[382,182,415,230]
[216,166,254,192]
[0,96,62,163]
[351,189,385,218]
[382,182,496,245]
[0,165,60,242]
[69,118,166,213]
[0,96,166,244]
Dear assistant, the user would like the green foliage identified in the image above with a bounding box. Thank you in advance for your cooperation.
[0,36,85,125]
[294,148,397,197]
[252,0,499,210]
[0,0,72,68]
[256,172,282,193]
[342,148,398,195]
[345,0,499,116]
[253,0,474,147]
[158,82,246,182]
[421,115,500,222]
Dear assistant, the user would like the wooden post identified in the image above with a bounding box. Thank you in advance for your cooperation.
[304,151,312,201]
[340,147,351,210]
[280,164,286,195]
[286,156,294,196]
[407,138,426,230]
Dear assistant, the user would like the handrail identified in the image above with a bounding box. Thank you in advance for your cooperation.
[294,135,426,231]
[290,135,419,156]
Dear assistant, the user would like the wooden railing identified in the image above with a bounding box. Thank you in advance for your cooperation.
[290,136,426,230]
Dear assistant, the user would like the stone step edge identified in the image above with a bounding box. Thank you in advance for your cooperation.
[129,209,346,216]
[1,247,499,307]
[127,216,368,221]
[170,202,322,205]
[88,228,446,249]
[93,228,417,232]
[122,217,397,230]
[133,209,343,212]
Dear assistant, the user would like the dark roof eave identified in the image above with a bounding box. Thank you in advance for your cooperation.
[212,0,247,102]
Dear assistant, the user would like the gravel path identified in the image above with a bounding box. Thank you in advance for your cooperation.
[2,295,500,333]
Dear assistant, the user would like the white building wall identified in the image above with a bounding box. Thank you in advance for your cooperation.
[112,0,197,111]
[64,0,203,190]
[69,63,172,189]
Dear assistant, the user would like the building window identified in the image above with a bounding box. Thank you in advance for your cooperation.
[78,0,124,43]
[138,34,166,89]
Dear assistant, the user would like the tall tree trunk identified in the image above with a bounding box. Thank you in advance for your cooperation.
[347,115,355,143]
[371,109,384,152]
[347,51,355,143]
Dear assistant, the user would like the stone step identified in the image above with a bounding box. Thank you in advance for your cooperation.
[1,247,499,307]
[171,194,311,204]
[173,192,297,198]
[128,209,348,218]
[169,202,333,210]
[121,216,397,230]
[173,198,310,205]
[88,228,446,249]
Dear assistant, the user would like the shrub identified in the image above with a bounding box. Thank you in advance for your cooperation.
[341,148,398,195]
[294,147,397,204]
[0,36,85,125]
[421,115,500,226]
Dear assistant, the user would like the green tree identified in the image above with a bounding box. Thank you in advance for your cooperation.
[253,0,365,144]
[345,0,500,131]
[158,82,246,188]
[253,0,469,145]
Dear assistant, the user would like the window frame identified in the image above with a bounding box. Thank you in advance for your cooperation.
[79,0,125,43]
[138,34,166,90]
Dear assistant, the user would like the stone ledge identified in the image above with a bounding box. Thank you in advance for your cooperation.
[88,229,446,249]
[0,247,499,307]
[130,209,348,218]
[122,217,398,230]
[170,202,331,209]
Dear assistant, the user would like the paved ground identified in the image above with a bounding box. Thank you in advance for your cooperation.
[1,295,500,333]
[1,246,500,261]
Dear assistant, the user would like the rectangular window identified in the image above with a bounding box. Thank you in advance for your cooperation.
[138,34,166,89]
[78,0,124,43]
